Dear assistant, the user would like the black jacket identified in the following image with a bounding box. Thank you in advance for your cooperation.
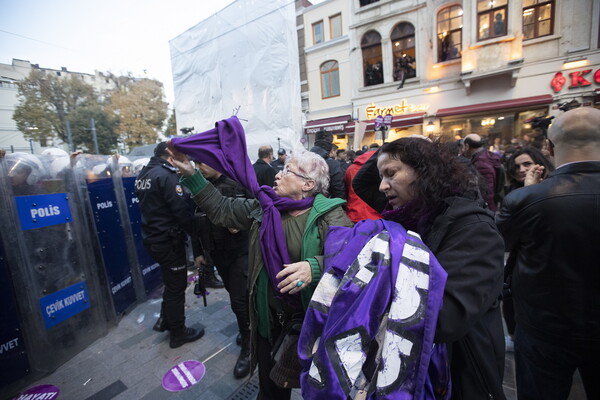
[135,156,194,243]
[194,175,251,253]
[426,197,506,400]
[309,145,346,199]
[496,161,600,348]
[353,153,506,400]
[253,159,277,187]
[270,158,285,173]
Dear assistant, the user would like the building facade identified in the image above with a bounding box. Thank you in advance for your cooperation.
[0,59,117,154]
[303,0,600,151]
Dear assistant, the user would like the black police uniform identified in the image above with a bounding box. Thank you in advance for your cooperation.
[193,175,253,377]
[136,155,198,337]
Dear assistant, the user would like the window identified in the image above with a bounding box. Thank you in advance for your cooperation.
[437,6,463,61]
[313,21,324,44]
[360,0,379,6]
[330,14,342,39]
[391,23,417,84]
[320,61,340,98]
[362,31,383,86]
[477,0,508,41]
[523,0,554,40]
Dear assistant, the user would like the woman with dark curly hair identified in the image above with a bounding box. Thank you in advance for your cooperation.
[353,137,507,400]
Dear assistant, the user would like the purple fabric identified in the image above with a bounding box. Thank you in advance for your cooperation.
[299,219,450,399]
[170,117,313,296]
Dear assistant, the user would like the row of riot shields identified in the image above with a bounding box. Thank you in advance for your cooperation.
[0,151,161,396]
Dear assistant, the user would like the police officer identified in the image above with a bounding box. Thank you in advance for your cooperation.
[193,162,252,378]
[136,142,204,348]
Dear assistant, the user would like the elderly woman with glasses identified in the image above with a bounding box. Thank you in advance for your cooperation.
[170,146,352,400]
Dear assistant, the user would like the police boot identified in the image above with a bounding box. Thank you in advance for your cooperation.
[153,316,168,332]
[203,264,224,289]
[169,324,205,349]
[233,334,251,379]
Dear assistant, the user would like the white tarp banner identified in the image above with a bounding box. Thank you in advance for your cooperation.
[169,0,302,161]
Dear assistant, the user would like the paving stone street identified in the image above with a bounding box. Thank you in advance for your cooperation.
[10,273,586,400]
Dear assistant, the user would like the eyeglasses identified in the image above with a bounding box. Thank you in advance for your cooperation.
[282,166,310,180]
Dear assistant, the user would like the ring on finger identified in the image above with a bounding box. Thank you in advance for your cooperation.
[296,280,304,287]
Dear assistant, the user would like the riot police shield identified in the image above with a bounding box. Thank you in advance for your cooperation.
[118,156,162,295]
[76,154,139,315]
[0,152,110,395]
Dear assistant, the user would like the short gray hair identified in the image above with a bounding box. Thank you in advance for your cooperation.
[286,150,330,197]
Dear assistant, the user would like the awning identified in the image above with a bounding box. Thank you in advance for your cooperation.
[436,94,553,117]
[304,115,351,134]
[346,112,426,132]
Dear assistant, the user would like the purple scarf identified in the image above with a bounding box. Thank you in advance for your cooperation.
[169,117,313,295]
[299,219,450,399]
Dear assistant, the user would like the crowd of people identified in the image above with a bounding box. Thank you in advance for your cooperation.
[4,107,598,399]
[134,108,598,400]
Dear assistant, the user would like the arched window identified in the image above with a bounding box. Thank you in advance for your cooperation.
[437,6,463,62]
[362,31,383,86]
[320,61,340,99]
[391,23,416,84]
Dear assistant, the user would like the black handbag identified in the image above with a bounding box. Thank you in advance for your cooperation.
[269,315,304,389]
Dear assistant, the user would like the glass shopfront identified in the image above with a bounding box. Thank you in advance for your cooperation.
[438,107,549,154]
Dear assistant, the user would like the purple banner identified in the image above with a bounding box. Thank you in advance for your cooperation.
[13,384,60,399]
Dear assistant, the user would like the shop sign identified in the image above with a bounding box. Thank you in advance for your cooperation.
[551,69,600,92]
[365,100,429,120]
[306,124,345,134]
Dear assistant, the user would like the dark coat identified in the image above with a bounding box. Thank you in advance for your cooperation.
[496,162,600,348]
[425,197,506,400]
[135,156,194,243]
[470,149,502,211]
[309,145,346,199]
[252,159,277,187]
[270,158,285,173]
[353,153,506,399]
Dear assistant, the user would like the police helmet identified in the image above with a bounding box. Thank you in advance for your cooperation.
[6,152,46,185]
[41,148,69,157]
[49,157,71,178]
[132,157,150,175]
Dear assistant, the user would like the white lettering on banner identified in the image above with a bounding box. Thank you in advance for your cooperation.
[142,263,160,275]
[135,179,151,190]
[0,337,19,354]
[96,200,113,210]
[15,392,59,400]
[30,205,61,219]
[111,276,132,295]
[131,196,139,204]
